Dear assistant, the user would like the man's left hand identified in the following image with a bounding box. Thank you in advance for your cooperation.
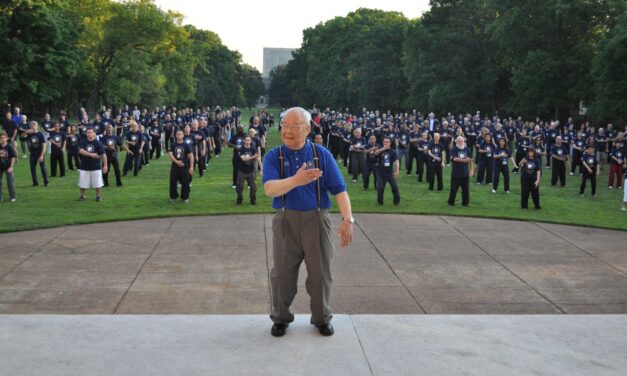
[337,221,353,248]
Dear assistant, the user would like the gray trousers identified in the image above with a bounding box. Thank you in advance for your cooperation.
[0,169,16,201]
[271,209,334,325]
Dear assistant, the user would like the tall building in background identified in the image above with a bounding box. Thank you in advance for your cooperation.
[262,47,296,78]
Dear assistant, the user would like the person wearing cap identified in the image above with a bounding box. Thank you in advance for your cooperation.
[519,148,542,209]
[263,107,353,338]
[550,136,568,187]
[448,136,474,206]
[580,145,598,198]
[228,124,247,188]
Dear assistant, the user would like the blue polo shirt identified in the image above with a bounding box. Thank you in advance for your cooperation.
[263,139,346,211]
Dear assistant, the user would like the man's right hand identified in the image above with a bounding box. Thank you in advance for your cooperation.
[293,163,323,186]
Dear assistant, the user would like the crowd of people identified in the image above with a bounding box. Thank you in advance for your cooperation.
[1,105,626,211]
[303,108,627,210]
[0,105,275,203]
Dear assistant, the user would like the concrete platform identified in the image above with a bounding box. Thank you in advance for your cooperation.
[1,314,626,375]
[1,214,626,314]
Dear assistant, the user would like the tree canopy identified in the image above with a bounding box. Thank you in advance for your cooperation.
[0,0,264,114]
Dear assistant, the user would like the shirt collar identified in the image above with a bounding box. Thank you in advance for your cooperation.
[285,139,310,154]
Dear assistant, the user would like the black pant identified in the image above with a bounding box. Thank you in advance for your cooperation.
[428,163,443,191]
[29,156,48,185]
[551,159,566,186]
[571,153,582,174]
[150,140,161,159]
[448,176,469,206]
[416,154,427,181]
[164,129,172,150]
[521,176,540,208]
[493,163,510,191]
[104,155,122,186]
[407,148,420,174]
[580,170,596,195]
[363,160,377,189]
[513,151,525,173]
[351,152,364,180]
[477,156,493,184]
[196,153,205,177]
[123,150,142,176]
[376,172,400,205]
[142,144,150,165]
[232,156,239,185]
[50,153,65,177]
[546,143,554,167]
[170,164,190,200]
[67,151,80,170]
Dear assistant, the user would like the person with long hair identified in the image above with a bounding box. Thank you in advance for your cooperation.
[519,148,541,209]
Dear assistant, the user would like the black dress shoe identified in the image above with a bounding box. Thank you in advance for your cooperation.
[271,323,288,337]
[316,323,334,336]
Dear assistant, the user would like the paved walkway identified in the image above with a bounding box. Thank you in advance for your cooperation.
[1,314,626,375]
[1,214,626,314]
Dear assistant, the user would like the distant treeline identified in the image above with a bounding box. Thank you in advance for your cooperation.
[268,2,627,126]
[1,0,265,115]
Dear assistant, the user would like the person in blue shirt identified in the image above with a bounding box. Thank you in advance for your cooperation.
[492,138,513,193]
[27,121,48,187]
[263,107,353,338]
[48,122,66,178]
[448,136,475,206]
[519,148,542,209]
[580,145,598,198]
[168,129,194,203]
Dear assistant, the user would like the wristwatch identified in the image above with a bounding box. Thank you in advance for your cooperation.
[343,216,355,224]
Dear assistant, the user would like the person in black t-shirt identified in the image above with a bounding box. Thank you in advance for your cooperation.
[27,121,48,186]
[519,148,542,209]
[550,136,568,187]
[101,124,123,187]
[374,137,400,206]
[48,122,66,178]
[78,128,107,202]
[363,135,379,190]
[236,136,260,205]
[427,133,444,191]
[168,129,194,202]
[66,125,81,171]
[148,119,163,160]
[228,125,246,188]
[122,121,144,176]
[580,145,598,197]
[349,128,366,183]
[448,136,475,206]
[0,132,17,202]
[492,138,513,193]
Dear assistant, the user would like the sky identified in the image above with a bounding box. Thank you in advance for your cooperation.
[153,0,430,72]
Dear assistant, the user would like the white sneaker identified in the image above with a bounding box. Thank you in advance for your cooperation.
[569,172,574,176]
[609,186,613,189]
[232,185,236,189]
[10,198,16,202]
[506,191,511,194]
[621,207,626,211]
[491,189,496,193]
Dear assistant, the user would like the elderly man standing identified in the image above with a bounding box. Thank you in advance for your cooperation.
[263,107,353,338]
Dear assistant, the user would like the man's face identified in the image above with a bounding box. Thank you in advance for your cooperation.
[105,125,113,135]
[5,113,10,121]
[244,137,252,147]
[176,131,184,141]
[1,135,7,144]
[281,111,310,150]
[86,130,95,141]
[383,139,390,148]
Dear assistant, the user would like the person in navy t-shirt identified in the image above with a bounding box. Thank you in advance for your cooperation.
[101,124,123,187]
[550,136,568,187]
[448,136,475,206]
[168,129,194,202]
[609,140,624,189]
[48,122,66,178]
[66,125,81,171]
[580,145,598,197]
[519,148,542,209]
[374,137,400,206]
[492,138,512,193]
[27,121,48,186]
[427,133,444,191]
[78,127,107,202]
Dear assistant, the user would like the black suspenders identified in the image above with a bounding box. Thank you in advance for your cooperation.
[278,142,321,210]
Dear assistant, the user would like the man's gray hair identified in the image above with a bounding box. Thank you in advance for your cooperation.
[29,120,38,127]
[284,107,311,126]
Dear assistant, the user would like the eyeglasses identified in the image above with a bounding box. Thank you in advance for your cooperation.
[282,125,304,132]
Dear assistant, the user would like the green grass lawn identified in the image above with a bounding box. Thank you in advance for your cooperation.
[1,108,625,232]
